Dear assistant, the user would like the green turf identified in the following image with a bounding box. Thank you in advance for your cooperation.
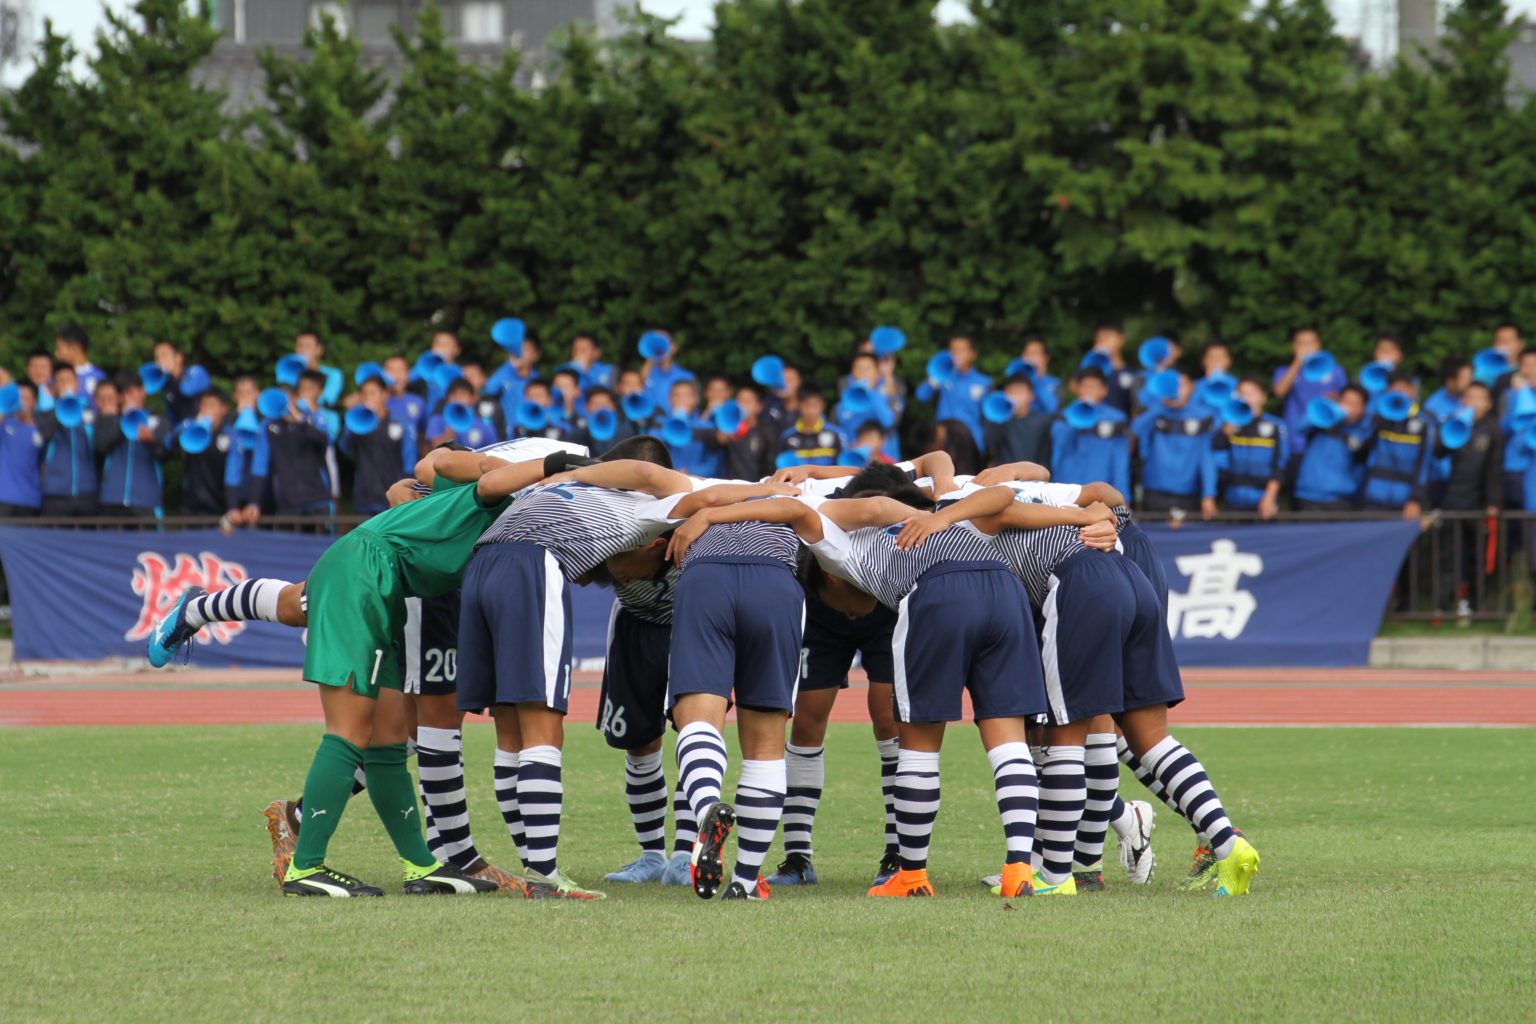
[1,724,1531,1022]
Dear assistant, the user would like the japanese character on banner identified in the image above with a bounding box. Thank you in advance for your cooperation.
[1166,539,1263,640]
[125,551,249,646]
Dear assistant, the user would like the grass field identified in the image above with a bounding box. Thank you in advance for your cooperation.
[3,724,1532,1022]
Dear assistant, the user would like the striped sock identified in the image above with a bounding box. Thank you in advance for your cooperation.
[624,752,668,854]
[671,788,698,855]
[1108,795,1137,842]
[876,737,899,855]
[1036,745,1086,886]
[493,748,527,867]
[1140,736,1237,858]
[1119,735,1195,838]
[675,721,729,820]
[782,743,824,857]
[1073,733,1119,871]
[518,745,564,877]
[416,726,480,871]
[894,749,941,871]
[732,759,787,886]
[986,742,1038,866]
[183,578,289,629]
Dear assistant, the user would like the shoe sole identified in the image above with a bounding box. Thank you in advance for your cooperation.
[402,881,497,895]
[1121,800,1156,884]
[691,803,736,900]
[263,801,296,883]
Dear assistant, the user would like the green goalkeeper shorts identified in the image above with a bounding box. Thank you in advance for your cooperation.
[302,530,407,698]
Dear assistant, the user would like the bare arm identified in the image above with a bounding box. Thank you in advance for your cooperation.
[770,464,858,485]
[415,448,507,486]
[475,460,551,503]
[1078,481,1127,507]
[551,458,693,498]
[893,485,1015,548]
[671,481,800,519]
[973,500,1115,535]
[819,496,931,532]
[973,461,1051,486]
[665,497,823,564]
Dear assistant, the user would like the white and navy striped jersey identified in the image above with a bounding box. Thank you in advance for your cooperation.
[476,482,684,580]
[991,503,1136,604]
[683,519,801,570]
[614,564,680,626]
[811,517,1004,610]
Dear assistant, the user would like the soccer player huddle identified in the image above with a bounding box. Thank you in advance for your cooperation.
[145,433,1261,901]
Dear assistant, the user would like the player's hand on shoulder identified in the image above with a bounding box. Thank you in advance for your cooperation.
[893,511,945,550]
[764,482,802,497]
[386,478,425,507]
[771,465,815,484]
[666,511,714,564]
[1078,519,1117,551]
[1079,501,1116,525]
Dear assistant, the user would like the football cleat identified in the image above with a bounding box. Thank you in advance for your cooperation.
[146,585,205,668]
[262,799,300,883]
[604,850,667,883]
[1117,799,1156,884]
[402,859,498,895]
[661,850,693,887]
[281,864,384,898]
[1212,835,1260,896]
[979,872,1003,888]
[868,867,934,898]
[689,801,736,900]
[765,852,818,886]
[872,849,901,887]
[719,876,771,901]
[524,868,606,900]
[1073,869,1107,892]
[1030,873,1078,896]
[1179,847,1218,891]
[467,861,530,895]
[992,862,1034,898]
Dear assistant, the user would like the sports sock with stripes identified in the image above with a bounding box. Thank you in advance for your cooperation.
[1073,732,1119,871]
[1108,795,1137,841]
[893,748,940,871]
[1139,735,1237,858]
[624,751,668,855]
[363,742,436,869]
[1036,745,1086,886]
[493,748,527,867]
[675,721,728,820]
[416,726,480,871]
[671,788,698,855]
[182,578,289,629]
[781,743,824,857]
[876,737,900,856]
[518,745,564,877]
[986,741,1038,866]
[290,734,363,871]
[732,758,787,887]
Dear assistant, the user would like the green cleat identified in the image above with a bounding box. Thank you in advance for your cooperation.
[1178,847,1219,891]
[524,867,607,900]
[1213,836,1260,896]
[1029,873,1077,896]
[281,864,384,898]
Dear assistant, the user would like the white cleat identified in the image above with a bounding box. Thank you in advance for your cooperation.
[979,873,1003,888]
[1117,799,1156,884]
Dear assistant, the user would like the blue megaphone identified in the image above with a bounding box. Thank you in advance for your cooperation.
[1439,409,1474,450]
[1473,348,1512,386]
[1510,387,1536,428]
[1138,336,1172,370]
[1197,372,1237,406]
[180,365,211,397]
[1306,396,1345,430]
[982,391,1015,424]
[713,400,743,434]
[516,401,548,432]
[411,351,445,383]
[870,326,906,357]
[122,407,150,441]
[55,393,85,428]
[588,407,618,442]
[433,362,463,392]
[1005,358,1038,382]
[1222,397,1255,428]
[345,405,380,435]
[661,415,693,447]
[258,387,290,420]
[621,392,655,422]
[1079,350,1113,374]
[926,351,956,383]
[491,318,526,350]
[276,354,309,387]
[1377,391,1412,422]
[638,331,671,361]
[1064,400,1099,430]
[178,418,213,454]
[842,383,876,413]
[837,447,872,468]
[354,361,392,387]
[139,363,168,395]
[1359,361,1392,394]
[1147,369,1181,402]
[0,383,19,416]
[444,402,476,434]
[774,451,801,470]
[752,356,786,390]
[1301,351,1337,383]
[234,408,259,445]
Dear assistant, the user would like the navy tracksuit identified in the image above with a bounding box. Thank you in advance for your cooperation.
[1292,421,1372,508]
[1050,409,1131,498]
[1207,414,1287,509]
[1361,414,1434,509]
[1132,406,1216,508]
[260,414,333,514]
[36,409,100,515]
[95,412,170,515]
[339,417,417,513]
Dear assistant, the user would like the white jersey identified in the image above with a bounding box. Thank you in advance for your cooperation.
[808,514,1002,610]
[936,476,1083,507]
[476,483,684,580]
[475,437,589,463]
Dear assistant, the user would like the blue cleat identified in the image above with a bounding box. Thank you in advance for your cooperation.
[604,850,667,883]
[661,851,692,886]
[146,586,205,668]
[872,850,901,887]
[766,852,817,886]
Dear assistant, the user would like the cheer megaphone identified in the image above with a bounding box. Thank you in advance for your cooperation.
[870,325,906,357]
[0,384,19,416]
[982,391,1015,424]
[139,363,168,395]
[121,407,150,441]
[1473,348,1512,386]
[1004,357,1037,381]
[1377,391,1412,423]
[55,393,84,428]
[257,387,290,420]
[1064,400,1098,430]
[354,361,392,387]
[345,406,380,435]
[516,400,549,432]
[433,362,463,392]
[178,418,213,454]
[1079,350,1113,374]
[1197,372,1237,406]
[713,399,743,434]
[444,402,476,434]
[411,351,445,384]
[1147,369,1181,403]
[491,317,526,350]
[234,408,259,445]
[842,383,876,413]
[1439,409,1474,450]
[621,392,655,422]
[638,330,671,361]
[926,351,956,383]
[588,407,618,442]
[1359,361,1392,394]
[180,365,211,397]
[838,447,872,468]
[276,354,309,387]
[751,356,786,390]
[1306,396,1345,430]
[661,415,693,447]
[1138,336,1172,370]
[1301,351,1337,383]
[1222,397,1255,428]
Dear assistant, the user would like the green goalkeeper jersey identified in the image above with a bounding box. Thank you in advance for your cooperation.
[355,477,511,598]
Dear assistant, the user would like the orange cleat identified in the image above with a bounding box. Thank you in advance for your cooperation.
[868,867,935,898]
[467,860,530,896]
[995,861,1034,898]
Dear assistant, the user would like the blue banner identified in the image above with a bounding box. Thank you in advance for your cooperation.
[1138,520,1421,667]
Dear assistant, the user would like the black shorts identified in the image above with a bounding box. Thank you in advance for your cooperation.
[597,605,672,749]
[802,598,897,690]
[401,591,461,696]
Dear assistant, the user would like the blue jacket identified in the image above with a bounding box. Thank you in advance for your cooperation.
[558,360,615,392]
[486,363,538,414]
[1274,363,1348,455]
[424,413,499,451]
[259,413,332,513]
[778,419,843,467]
[916,368,992,448]
[388,392,429,435]
[1032,374,1062,415]
[1361,414,1434,508]
[644,364,697,413]
[0,416,45,508]
[1133,406,1217,498]
[1421,388,1463,484]
[833,387,901,462]
[96,411,170,512]
[37,408,99,499]
[1207,414,1287,508]
[1049,407,1130,496]
[1292,421,1371,505]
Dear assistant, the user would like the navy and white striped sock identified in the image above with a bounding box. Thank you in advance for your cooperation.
[781,743,824,857]
[493,748,527,867]
[675,721,729,820]
[894,749,941,871]
[416,726,480,871]
[986,742,1037,866]
[731,759,787,886]
[624,752,668,854]
[1036,745,1086,886]
[1140,735,1237,858]
[182,578,289,629]
[518,745,564,877]
[876,737,900,855]
[1073,733,1119,871]
[1119,735,1195,837]
[671,787,698,855]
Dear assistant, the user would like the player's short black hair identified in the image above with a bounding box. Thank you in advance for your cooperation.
[299,369,327,390]
[601,434,673,468]
[1387,367,1416,387]
[1003,372,1034,391]
[1340,384,1369,404]
[114,371,142,392]
[854,419,884,436]
[55,324,89,350]
[837,463,934,511]
[1440,356,1470,382]
[1094,321,1123,334]
[797,384,824,404]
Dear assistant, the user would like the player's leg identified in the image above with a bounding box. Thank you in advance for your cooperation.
[1071,715,1119,891]
[489,707,527,867]
[863,630,901,885]
[978,716,1037,898]
[768,687,835,886]
[598,609,675,884]
[725,707,791,901]
[869,719,944,897]
[148,577,301,666]
[607,737,669,882]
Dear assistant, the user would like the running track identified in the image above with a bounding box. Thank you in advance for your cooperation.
[3,667,1535,727]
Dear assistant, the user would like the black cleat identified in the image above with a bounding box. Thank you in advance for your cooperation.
[690,801,736,900]
[1073,870,1107,892]
[872,849,901,886]
[719,876,770,901]
[403,861,499,895]
[281,865,384,898]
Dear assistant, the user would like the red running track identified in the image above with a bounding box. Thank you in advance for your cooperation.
[2,667,1535,727]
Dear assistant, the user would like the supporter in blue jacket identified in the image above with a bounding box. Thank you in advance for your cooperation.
[641,331,696,412]
[1421,357,1472,504]
[339,376,416,514]
[833,353,899,453]
[486,334,541,417]
[259,385,334,516]
[1273,326,1347,455]
[561,332,615,392]
[1360,371,1434,518]
[0,381,44,516]
[661,378,723,477]
[778,386,843,467]
[1203,377,1287,519]
[915,334,992,446]
[424,378,500,450]
[1018,335,1062,414]
[1292,384,1372,510]
[1050,366,1131,496]
[94,376,171,518]
[1132,369,1216,512]
[382,355,428,437]
[223,376,267,525]
[174,390,236,517]
[293,330,345,408]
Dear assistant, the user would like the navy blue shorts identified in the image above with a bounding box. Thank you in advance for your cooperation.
[802,598,897,691]
[667,557,804,714]
[1040,549,1183,726]
[1119,520,1169,616]
[893,562,1046,723]
[457,542,573,713]
[401,591,461,697]
[597,605,671,749]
